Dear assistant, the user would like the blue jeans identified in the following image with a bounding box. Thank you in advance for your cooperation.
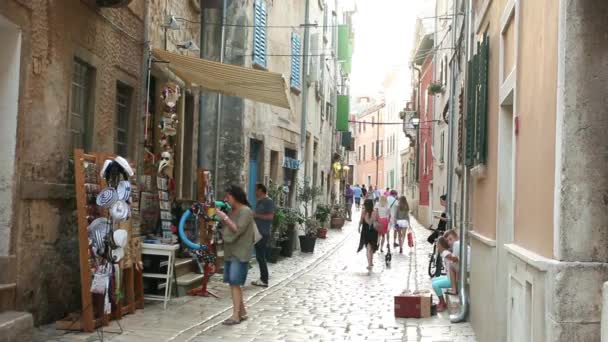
[254,233,270,284]
[432,275,452,297]
[223,259,249,286]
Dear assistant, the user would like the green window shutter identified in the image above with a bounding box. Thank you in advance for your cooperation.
[465,57,476,167]
[477,36,490,165]
[336,95,349,131]
[290,32,302,90]
[253,0,267,68]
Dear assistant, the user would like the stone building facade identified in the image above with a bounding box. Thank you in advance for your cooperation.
[199,0,346,205]
[0,0,145,324]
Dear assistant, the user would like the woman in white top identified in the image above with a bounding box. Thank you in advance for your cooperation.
[374,196,391,253]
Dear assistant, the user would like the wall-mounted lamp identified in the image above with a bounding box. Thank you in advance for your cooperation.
[176,40,200,52]
[162,15,181,30]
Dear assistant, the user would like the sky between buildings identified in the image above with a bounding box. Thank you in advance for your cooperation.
[350,0,435,97]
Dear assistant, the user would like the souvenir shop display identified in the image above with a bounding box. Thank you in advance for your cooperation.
[57,150,143,333]
[177,170,226,298]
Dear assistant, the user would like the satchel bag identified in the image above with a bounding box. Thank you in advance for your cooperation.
[253,222,263,244]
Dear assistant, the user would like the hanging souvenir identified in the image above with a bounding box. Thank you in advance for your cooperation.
[161,82,181,108]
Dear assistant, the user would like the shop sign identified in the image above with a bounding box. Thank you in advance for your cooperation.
[283,157,301,170]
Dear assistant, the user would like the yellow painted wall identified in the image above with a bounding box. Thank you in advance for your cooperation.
[470,0,508,239]
[514,0,558,258]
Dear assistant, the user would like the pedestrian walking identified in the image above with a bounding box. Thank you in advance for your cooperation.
[391,196,410,254]
[367,185,375,200]
[361,185,368,200]
[252,183,274,288]
[375,196,391,253]
[357,199,379,271]
[352,184,362,211]
[373,186,382,202]
[344,184,354,221]
[215,185,256,325]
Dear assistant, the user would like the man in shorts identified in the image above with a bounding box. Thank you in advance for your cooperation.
[352,184,362,210]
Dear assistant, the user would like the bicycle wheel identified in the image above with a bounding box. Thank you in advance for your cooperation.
[428,255,437,278]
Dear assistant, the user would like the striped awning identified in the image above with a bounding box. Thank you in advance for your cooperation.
[152,49,291,109]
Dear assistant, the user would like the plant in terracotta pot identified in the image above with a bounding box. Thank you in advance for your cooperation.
[330,204,347,229]
[315,204,331,239]
[428,81,444,95]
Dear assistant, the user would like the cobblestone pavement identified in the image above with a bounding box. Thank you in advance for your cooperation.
[35,213,477,342]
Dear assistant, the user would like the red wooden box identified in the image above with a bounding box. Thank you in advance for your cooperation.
[394,290,432,318]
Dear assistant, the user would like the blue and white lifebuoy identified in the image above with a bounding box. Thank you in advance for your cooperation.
[178,209,208,250]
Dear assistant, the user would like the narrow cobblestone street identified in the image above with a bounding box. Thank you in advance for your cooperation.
[36,214,476,342]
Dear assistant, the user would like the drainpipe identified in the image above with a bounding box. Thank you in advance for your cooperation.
[197,1,206,170]
[137,0,150,178]
[300,0,311,174]
[445,0,459,229]
[213,0,228,189]
[411,64,421,183]
[451,0,471,324]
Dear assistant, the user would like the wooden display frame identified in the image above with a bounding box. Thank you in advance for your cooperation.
[56,150,143,332]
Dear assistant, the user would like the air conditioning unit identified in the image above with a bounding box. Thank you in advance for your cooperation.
[96,0,133,7]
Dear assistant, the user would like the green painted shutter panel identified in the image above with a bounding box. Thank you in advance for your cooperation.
[341,131,352,147]
[253,0,267,68]
[465,58,476,167]
[336,95,349,131]
[290,32,302,90]
[478,36,490,165]
[338,25,350,61]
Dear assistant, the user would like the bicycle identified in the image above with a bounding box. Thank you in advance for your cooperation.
[426,225,446,278]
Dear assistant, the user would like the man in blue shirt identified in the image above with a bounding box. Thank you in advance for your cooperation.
[352,184,363,211]
[252,184,274,287]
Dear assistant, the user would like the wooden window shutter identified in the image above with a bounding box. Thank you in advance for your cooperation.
[290,32,302,90]
[253,0,267,68]
[465,57,476,167]
[477,35,490,165]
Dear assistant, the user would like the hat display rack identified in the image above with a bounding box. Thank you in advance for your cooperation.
[56,150,144,334]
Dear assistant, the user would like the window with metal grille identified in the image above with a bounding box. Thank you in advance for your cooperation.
[290,32,302,91]
[115,82,133,157]
[70,58,95,152]
[253,0,267,68]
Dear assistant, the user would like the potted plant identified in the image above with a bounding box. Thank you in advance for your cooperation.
[428,82,444,95]
[280,207,304,257]
[267,207,286,263]
[297,180,323,253]
[299,218,321,253]
[315,204,331,239]
[330,204,347,229]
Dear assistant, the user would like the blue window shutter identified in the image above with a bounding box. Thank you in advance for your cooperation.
[290,32,302,90]
[253,0,267,68]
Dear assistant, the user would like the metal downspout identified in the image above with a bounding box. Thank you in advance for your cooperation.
[451,0,472,323]
[213,0,228,189]
[137,0,150,178]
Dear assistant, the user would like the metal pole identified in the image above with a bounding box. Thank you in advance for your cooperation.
[197,1,206,169]
[445,0,459,229]
[137,0,150,178]
[451,0,471,324]
[213,0,227,189]
[375,110,380,187]
[300,0,311,171]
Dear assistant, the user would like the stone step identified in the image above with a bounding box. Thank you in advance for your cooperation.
[0,255,16,284]
[0,311,33,341]
[175,272,204,297]
[174,258,196,277]
[0,283,16,312]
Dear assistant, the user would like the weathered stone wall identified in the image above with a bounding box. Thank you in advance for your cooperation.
[0,0,145,324]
